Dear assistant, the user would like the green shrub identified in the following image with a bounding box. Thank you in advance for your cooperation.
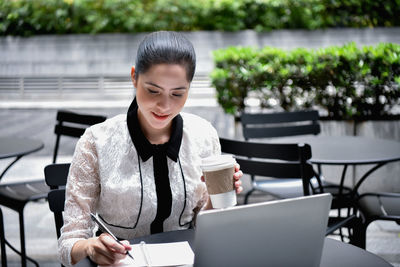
[1,0,399,36]
[211,43,400,120]
[322,0,400,28]
[211,47,261,113]
[0,0,146,35]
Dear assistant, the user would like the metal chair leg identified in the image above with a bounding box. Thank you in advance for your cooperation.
[18,211,27,267]
[0,207,39,267]
[19,210,40,267]
[0,208,7,267]
[244,189,255,204]
[349,218,367,249]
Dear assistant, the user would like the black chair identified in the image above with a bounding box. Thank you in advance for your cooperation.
[241,110,321,140]
[240,110,352,199]
[219,137,316,199]
[44,163,70,240]
[220,137,360,239]
[0,110,106,267]
[240,110,321,202]
[355,192,400,248]
[52,110,107,164]
[240,110,357,243]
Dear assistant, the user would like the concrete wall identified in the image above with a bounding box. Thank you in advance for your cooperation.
[1,27,400,76]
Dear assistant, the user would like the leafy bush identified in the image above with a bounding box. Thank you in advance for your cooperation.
[322,0,400,28]
[1,0,399,36]
[211,43,400,120]
[0,0,146,35]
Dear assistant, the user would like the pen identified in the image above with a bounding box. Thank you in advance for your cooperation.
[89,212,134,261]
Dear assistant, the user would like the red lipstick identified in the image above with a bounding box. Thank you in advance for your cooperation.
[152,112,169,120]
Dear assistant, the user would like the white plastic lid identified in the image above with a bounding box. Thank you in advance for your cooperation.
[200,155,236,172]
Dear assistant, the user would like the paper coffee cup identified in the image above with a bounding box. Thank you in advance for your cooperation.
[200,155,237,208]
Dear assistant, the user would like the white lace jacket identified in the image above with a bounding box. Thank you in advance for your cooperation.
[58,112,220,266]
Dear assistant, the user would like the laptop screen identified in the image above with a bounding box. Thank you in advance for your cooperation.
[194,193,332,267]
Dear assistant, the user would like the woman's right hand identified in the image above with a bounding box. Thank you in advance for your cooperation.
[72,233,132,265]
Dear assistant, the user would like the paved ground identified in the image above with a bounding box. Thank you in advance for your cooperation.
[1,106,399,266]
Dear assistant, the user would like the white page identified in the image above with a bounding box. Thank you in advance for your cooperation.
[99,241,194,267]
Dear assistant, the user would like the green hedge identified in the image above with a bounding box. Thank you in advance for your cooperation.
[211,43,400,120]
[1,0,400,36]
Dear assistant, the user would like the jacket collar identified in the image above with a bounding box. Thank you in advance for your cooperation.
[126,98,183,162]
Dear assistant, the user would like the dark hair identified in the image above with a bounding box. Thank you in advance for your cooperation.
[135,31,196,82]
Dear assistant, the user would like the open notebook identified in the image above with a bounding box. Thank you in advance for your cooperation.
[98,241,194,267]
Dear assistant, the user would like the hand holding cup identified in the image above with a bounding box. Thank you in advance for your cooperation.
[201,155,242,208]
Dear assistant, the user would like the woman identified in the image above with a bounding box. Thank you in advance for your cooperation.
[59,31,243,266]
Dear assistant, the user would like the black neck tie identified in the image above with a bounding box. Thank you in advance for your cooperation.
[150,144,173,234]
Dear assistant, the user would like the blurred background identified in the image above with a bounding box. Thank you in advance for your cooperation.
[0,0,399,266]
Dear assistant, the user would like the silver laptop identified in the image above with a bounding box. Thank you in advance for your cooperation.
[193,193,332,267]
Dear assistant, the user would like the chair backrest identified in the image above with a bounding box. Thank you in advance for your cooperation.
[219,137,315,195]
[53,110,107,163]
[44,163,70,239]
[241,110,320,140]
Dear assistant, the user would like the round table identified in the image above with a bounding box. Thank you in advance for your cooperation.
[0,137,44,159]
[0,137,44,181]
[80,229,392,267]
[270,135,400,248]
[269,135,400,197]
[272,135,400,165]
[269,135,400,196]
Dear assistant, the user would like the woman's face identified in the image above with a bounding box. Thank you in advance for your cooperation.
[132,63,190,136]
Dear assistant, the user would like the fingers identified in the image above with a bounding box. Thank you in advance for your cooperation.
[87,238,115,265]
[235,180,243,194]
[234,170,243,181]
[234,163,240,172]
[88,234,129,265]
[235,180,242,188]
[234,163,243,194]
[234,163,242,181]
[100,234,127,254]
[120,240,132,251]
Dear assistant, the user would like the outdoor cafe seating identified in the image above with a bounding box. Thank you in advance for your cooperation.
[43,147,396,267]
[27,105,398,267]
[4,108,397,266]
[240,110,357,240]
[0,110,106,267]
[239,109,400,248]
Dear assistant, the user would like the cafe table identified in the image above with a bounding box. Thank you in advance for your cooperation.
[267,135,400,205]
[79,229,392,267]
[0,137,44,267]
[269,135,400,191]
[0,137,44,181]
[269,135,400,247]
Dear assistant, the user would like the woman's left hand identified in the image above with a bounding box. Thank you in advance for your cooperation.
[200,162,244,210]
[234,163,243,194]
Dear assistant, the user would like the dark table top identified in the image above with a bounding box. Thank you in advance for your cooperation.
[0,137,44,159]
[79,229,392,267]
[271,135,400,165]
